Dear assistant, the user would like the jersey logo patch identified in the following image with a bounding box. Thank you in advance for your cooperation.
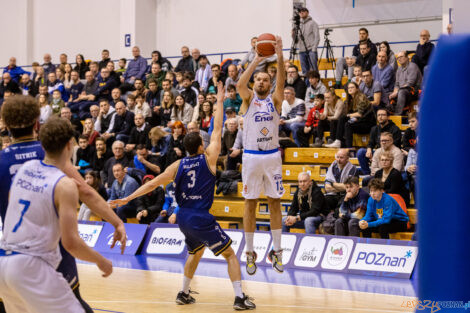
[260,127,269,136]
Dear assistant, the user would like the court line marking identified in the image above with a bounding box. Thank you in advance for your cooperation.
[87,299,413,312]
[92,309,125,313]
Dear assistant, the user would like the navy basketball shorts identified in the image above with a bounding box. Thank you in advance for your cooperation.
[177,208,232,256]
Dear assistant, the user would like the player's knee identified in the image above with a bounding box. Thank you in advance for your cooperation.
[221,247,236,259]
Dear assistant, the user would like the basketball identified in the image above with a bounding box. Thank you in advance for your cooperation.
[256,33,276,56]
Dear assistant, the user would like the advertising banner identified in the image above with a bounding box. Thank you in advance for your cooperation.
[94,222,147,255]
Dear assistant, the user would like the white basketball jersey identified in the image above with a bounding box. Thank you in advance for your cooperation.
[0,160,66,268]
[243,93,280,151]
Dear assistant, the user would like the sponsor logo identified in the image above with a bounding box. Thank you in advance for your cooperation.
[294,236,326,268]
[327,242,348,266]
[321,238,354,270]
[23,169,46,180]
[253,111,273,122]
[107,233,132,247]
[15,178,47,194]
[348,243,418,274]
[260,127,269,136]
[77,224,103,247]
[146,227,186,254]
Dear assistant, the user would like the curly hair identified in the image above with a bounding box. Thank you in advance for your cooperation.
[39,116,75,156]
[1,95,39,129]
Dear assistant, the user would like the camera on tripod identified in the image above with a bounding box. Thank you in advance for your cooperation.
[324,28,333,36]
[292,10,301,27]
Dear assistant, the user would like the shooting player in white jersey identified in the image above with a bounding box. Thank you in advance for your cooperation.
[0,117,113,313]
[237,36,286,274]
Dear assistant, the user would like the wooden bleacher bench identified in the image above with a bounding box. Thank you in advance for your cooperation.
[334,89,347,101]
[284,148,359,165]
[210,199,291,220]
[217,220,241,229]
[318,58,336,71]
[407,209,417,225]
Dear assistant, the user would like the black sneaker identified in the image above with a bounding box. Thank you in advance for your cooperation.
[267,249,284,273]
[175,290,196,305]
[245,251,257,275]
[233,293,256,310]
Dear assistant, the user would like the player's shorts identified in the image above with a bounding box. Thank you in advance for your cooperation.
[0,251,85,313]
[177,208,232,256]
[57,241,79,289]
[242,149,284,199]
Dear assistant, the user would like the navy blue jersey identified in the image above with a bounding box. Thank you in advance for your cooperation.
[174,154,215,211]
[0,140,45,223]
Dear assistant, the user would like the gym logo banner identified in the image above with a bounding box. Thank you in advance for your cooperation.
[321,238,354,270]
[294,236,326,269]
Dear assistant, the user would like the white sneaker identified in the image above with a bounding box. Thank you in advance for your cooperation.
[324,139,341,148]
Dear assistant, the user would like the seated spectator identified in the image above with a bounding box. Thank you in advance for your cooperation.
[282,172,327,234]
[75,71,99,120]
[220,118,239,170]
[357,108,401,175]
[355,41,377,72]
[50,90,65,115]
[285,65,306,99]
[89,61,100,78]
[267,64,277,94]
[146,63,165,89]
[126,94,137,112]
[388,51,422,114]
[42,53,56,75]
[121,46,147,88]
[405,143,418,201]
[126,113,151,152]
[60,107,82,138]
[297,94,325,147]
[94,67,118,101]
[155,182,178,224]
[75,135,94,174]
[0,73,20,99]
[171,95,193,126]
[334,176,368,237]
[369,132,404,176]
[378,41,397,72]
[412,29,434,74]
[56,67,67,88]
[372,51,395,94]
[165,121,186,168]
[180,74,198,107]
[359,178,409,239]
[159,91,175,128]
[116,58,126,76]
[95,99,116,140]
[134,93,151,120]
[325,82,375,148]
[78,170,108,221]
[148,126,170,157]
[350,65,363,85]
[146,80,160,126]
[238,36,276,73]
[187,121,210,149]
[74,54,89,79]
[110,101,135,143]
[305,71,327,102]
[225,64,240,92]
[90,137,113,173]
[360,70,388,109]
[335,28,377,87]
[47,72,66,101]
[38,94,52,125]
[198,100,213,132]
[159,78,179,103]
[402,112,418,154]
[19,74,35,96]
[318,88,346,146]
[207,64,226,93]
[108,163,141,222]
[133,145,161,177]
[223,84,242,114]
[136,175,165,224]
[106,61,120,86]
[280,87,306,146]
[32,66,47,94]
[149,50,173,73]
[192,48,203,71]
[98,49,111,70]
[374,151,410,206]
[102,140,134,188]
[3,57,30,83]
[89,104,100,124]
[324,149,359,211]
[229,117,244,167]
[132,79,148,99]
[195,55,212,93]
[66,70,84,112]
[82,117,100,146]
[174,46,194,73]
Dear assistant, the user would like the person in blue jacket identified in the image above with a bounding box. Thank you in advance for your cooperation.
[359,178,409,239]
[3,57,30,83]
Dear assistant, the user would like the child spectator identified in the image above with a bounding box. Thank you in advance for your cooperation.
[134,93,151,119]
[223,84,242,113]
[50,89,65,115]
[297,94,325,147]
[75,135,94,175]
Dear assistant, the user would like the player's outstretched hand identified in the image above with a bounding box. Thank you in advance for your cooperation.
[109,197,129,208]
[97,257,113,277]
[274,36,283,57]
[217,81,224,103]
[110,222,127,254]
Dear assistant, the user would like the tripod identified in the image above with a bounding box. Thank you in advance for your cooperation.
[318,32,336,72]
[289,22,314,72]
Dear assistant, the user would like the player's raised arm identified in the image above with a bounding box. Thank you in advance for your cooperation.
[57,177,113,277]
[109,160,180,207]
[238,53,266,114]
[205,81,225,162]
[272,36,285,113]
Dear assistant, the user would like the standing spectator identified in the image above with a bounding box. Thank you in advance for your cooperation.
[324,149,359,212]
[412,30,435,74]
[126,113,151,151]
[357,109,401,175]
[42,53,56,75]
[294,7,320,74]
[108,163,141,222]
[101,140,134,188]
[175,46,194,73]
[402,112,418,153]
[90,137,113,173]
[279,87,306,146]
[318,88,346,145]
[359,179,409,239]
[374,151,410,206]
[78,170,108,221]
[359,70,388,109]
[195,55,212,93]
[136,175,165,224]
[325,82,375,148]
[3,57,30,83]
[165,121,186,167]
[285,65,307,99]
[282,172,327,234]
[388,51,422,114]
[304,70,327,102]
[369,132,404,176]
[171,95,194,126]
[121,46,147,90]
[378,41,397,72]
[74,54,89,79]
[110,101,135,143]
[98,49,111,70]
[334,176,368,237]
[371,51,395,94]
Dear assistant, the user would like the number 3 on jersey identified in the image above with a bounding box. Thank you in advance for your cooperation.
[12,199,31,232]
[187,170,196,188]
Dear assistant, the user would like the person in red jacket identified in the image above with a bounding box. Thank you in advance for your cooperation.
[296,94,325,147]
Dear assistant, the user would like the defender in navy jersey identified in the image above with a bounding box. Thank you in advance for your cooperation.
[111,82,256,310]
[0,96,127,313]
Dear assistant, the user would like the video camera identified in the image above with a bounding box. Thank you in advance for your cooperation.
[292,9,301,27]
[324,28,333,36]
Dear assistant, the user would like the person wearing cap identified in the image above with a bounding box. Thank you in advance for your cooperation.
[293,7,320,74]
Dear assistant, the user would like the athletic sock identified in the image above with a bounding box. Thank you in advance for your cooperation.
[245,232,254,252]
[232,280,243,298]
[271,229,282,251]
[182,276,191,294]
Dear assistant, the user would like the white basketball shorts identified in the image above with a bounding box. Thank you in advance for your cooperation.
[242,150,284,199]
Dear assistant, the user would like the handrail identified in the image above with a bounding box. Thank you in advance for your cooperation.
[0,39,438,71]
